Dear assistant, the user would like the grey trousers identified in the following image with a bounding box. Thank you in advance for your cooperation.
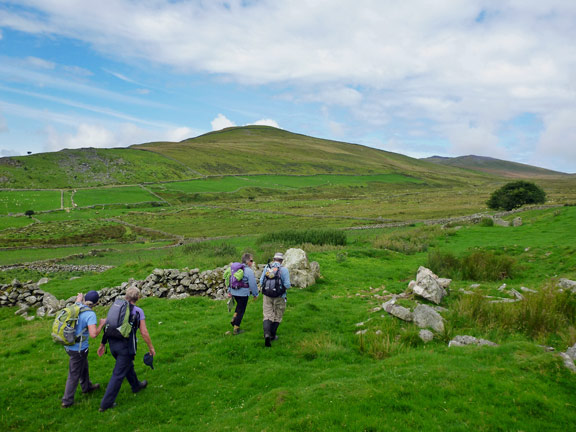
[263,295,286,322]
[62,348,93,405]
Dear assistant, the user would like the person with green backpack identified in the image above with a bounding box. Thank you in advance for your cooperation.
[60,290,106,408]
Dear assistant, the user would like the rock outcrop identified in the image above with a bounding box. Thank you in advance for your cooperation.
[409,266,450,305]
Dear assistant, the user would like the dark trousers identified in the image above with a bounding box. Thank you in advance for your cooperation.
[231,295,249,327]
[62,348,93,405]
[100,340,140,409]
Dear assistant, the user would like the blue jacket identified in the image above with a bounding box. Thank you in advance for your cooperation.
[228,265,259,297]
[260,262,291,299]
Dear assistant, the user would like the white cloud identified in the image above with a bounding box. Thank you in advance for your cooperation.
[42,122,200,152]
[250,119,280,128]
[211,114,236,131]
[2,1,576,169]
[534,110,576,173]
[45,123,116,151]
[301,86,363,107]
[26,56,55,69]
[165,127,195,142]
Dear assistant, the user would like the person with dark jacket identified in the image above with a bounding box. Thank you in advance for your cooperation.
[61,290,106,408]
[260,252,291,347]
[97,287,155,412]
[227,253,259,335]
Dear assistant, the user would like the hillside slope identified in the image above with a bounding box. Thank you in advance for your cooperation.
[134,126,489,180]
[0,147,200,189]
[1,126,493,189]
[422,155,568,178]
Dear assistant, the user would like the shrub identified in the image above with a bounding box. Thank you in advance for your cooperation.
[478,217,494,227]
[256,229,347,247]
[452,284,576,341]
[427,250,518,281]
[487,181,546,211]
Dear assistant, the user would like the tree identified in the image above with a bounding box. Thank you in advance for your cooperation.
[25,210,35,218]
[487,181,546,211]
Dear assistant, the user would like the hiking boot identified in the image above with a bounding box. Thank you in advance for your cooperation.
[263,320,272,346]
[99,403,117,412]
[133,380,148,393]
[233,327,245,335]
[82,383,101,394]
[271,322,280,340]
[61,402,73,408]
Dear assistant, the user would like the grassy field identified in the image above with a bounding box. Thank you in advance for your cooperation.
[1,207,576,431]
[155,174,423,194]
[1,166,576,431]
[0,190,62,215]
[73,186,162,207]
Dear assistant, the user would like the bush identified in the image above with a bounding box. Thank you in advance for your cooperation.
[487,181,546,211]
[256,229,347,247]
[427,250,518,281]
[452,284,576,340]
[478,217,494,227]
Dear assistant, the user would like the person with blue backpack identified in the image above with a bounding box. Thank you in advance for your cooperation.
[226,253,259,335]
[61,290,106,408]
[260,252,291,347]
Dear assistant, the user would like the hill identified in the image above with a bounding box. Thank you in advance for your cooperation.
[134,126,464,178]
[1,126,492,189]
[0,147,200,189]
[422,154,568,178]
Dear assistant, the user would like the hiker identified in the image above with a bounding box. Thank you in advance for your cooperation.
[260,252,291,347]
[61,290,106,408]
[227,253,259,335]
[97,287,156,412]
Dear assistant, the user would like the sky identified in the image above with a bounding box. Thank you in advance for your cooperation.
[0,0,575,173]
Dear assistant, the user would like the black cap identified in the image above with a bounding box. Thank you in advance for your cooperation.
[143,352,154,370]
[84,290,99,304]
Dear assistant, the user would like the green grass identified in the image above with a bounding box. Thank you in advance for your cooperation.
[0,190,62,215]
[2,172,576,431]
[0,148,200,189]
[155,173,422,194]
[73,186,162,207]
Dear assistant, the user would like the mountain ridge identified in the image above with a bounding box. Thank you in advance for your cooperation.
[0,126,563,188]
[422,154,569,178]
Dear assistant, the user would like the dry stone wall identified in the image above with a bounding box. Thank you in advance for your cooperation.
[1,248,320,320]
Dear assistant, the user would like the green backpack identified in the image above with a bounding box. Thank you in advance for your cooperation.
[51,304,90,345]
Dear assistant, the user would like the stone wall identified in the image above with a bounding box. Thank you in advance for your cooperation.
[0,248,320,320]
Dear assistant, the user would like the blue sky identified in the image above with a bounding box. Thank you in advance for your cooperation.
[1,0,575,173]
